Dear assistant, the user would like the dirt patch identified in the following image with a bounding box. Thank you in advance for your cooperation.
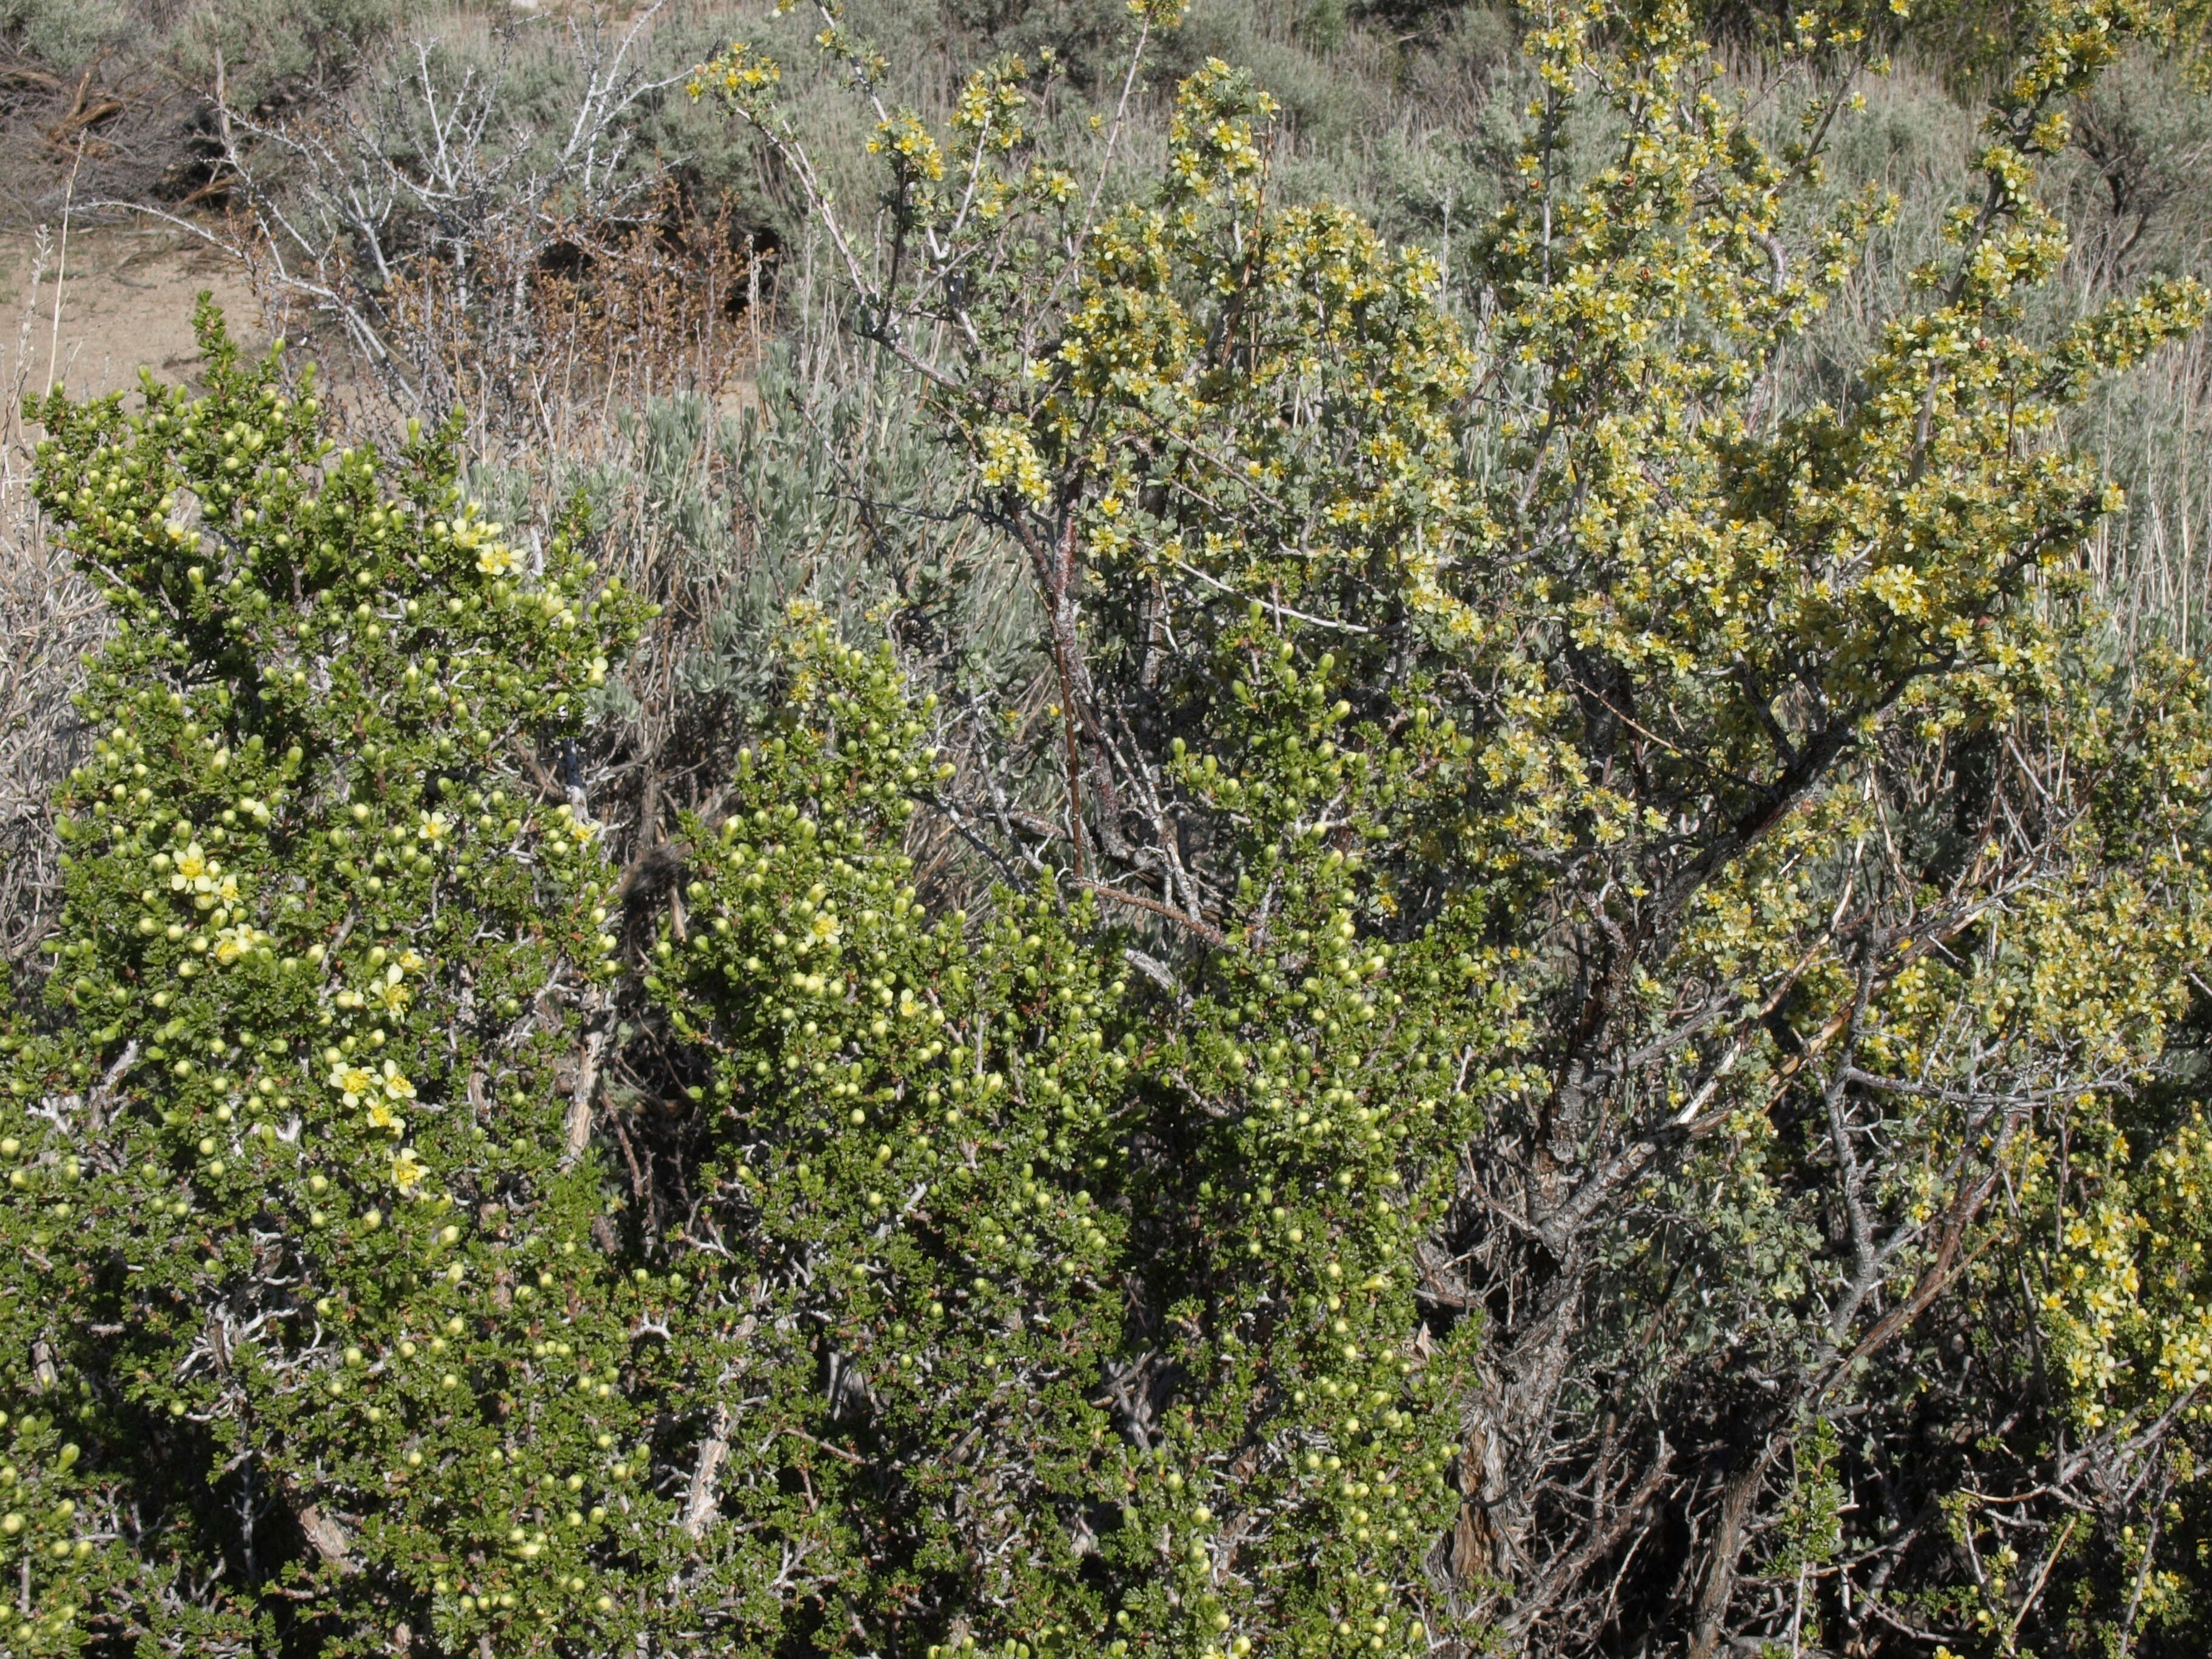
[4,223,267,404]
[2,216,760,449]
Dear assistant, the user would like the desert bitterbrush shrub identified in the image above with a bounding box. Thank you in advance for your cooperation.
[0,300,1500,1658]
[632,622,1498,1657]
[0,301,655,1654]
[640,628,1139,1647]
[688,0,2212,1653]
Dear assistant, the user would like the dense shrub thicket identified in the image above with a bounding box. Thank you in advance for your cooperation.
[7,0,2212,1656]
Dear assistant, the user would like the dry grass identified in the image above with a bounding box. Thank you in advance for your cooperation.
[309,184,771,460]
[0,226,105,968]
[2082,327,2212,657]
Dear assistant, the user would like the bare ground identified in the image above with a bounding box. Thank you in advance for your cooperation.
[4,221,266,406]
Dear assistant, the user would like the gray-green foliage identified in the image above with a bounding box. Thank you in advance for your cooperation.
[1,0,418,101]
[172,0,427,107]
[534,347,1046,811]
[0,0,128,69]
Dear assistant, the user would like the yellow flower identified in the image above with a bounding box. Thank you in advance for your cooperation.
[416,812,451,844]
[475,541,520,578]
[330,1064,375,1105]
[873,113,946,182]
[380,1061,417,1102]
[170,843,212,893]
[367,1101,403,1133]
[391,1147,427,1193]
[210,925,256,966]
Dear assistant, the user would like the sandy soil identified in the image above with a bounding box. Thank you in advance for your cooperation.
[3,223,269,406]
[1,218,756,441]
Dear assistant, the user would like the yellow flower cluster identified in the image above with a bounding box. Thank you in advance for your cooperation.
[977,423,1051,504]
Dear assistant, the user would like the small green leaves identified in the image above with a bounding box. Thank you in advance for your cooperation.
[4,303,651,1653]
